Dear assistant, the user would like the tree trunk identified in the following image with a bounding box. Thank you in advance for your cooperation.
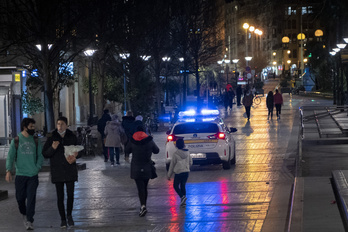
[43,65,55,132]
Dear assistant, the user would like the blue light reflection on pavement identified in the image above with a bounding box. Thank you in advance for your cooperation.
[166,180,232,232]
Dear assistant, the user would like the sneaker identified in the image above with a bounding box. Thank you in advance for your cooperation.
[116,162,120,165]
[60,220,67,228]
[25,221,34,230]
[67,216,74,227]
[180,196,187,206]
[22,215,27,227]
[139,206,147,217]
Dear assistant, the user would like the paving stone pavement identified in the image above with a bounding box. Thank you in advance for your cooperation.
[0,80,345,232]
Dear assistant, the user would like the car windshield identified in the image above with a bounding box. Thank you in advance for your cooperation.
[173,122,219,134]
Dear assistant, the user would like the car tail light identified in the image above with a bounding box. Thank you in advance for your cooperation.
[208,132,225,140]
[167,134,180,142]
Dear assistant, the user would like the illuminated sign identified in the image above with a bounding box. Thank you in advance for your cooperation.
[15,73,20,82]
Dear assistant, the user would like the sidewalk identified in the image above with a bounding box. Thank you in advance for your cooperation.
[289,105,348,232]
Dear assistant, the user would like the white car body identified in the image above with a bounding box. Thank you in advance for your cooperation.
[165,118,236,170]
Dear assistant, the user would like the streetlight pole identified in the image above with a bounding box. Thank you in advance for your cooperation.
[120,53,130,115]
[162,56,171,106]
[243,23,250,66]
[84,49,96,125]
[232,59,239,86]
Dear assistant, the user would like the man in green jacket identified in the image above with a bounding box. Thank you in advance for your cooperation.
[5,118,43,230]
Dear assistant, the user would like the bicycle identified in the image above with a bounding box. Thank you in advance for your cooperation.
[253,95,261,105]
[76,126,96,157]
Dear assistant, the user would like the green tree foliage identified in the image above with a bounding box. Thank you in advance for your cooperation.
[22,91,44,116]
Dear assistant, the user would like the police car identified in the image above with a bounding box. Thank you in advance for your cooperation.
[165,109,237,170]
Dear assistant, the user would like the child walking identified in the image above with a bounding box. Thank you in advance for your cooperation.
[167,138,193,207]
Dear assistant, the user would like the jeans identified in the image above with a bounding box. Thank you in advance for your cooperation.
[55,181,75,220]
[173,172,189,198]
[108,147,120,164]
[275,104,282,117]
[268,106,274,118]
[245,106,251,119]
[135,179,149,206]
[15,175,39,223]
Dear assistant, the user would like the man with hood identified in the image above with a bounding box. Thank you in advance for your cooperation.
[122,111,135,161]
[104,114,124,166]
[167,138,192,207]
[125,126,159,217]
[97,109,111,162]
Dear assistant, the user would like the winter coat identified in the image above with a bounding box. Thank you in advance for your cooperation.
[242,94,253,107]
[125,131,160,180]
[167,148,192,178]
[104,120,124,147]
[42,129,82,183]
[274,93,283,105]
[122,116,135,138]
[97,113,112,137]
[236,86,242,96]
[266,95,274,109]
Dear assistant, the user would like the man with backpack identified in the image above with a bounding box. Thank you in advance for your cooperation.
[97,109,111,162]
[5,118,44,230]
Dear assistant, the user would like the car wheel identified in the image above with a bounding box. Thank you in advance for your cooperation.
[222,160,231,170]
[230,146,236,165]
[166,163,170,172]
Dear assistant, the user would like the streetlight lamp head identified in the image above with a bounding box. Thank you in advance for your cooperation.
[245,56,252,61]
[303,58,308,63]
[162,56,171,61]
[272,52,276,56]
[225,59,231,64]
[217,60,223,65]
[243,23,249,29]
[119,53,130,59]
[282,36,290,43]
[272,61,277,65]
[232,59,239,64]
[344,38,348,44]
[337,44,347,49]
[287,50,291,54]
[330,51,336,56]
[287,60,291,64]
[249,26,255,32]
[84,49,97,56]
[333,48,340,52]
[297,33,306,40]
[179,57,184,62]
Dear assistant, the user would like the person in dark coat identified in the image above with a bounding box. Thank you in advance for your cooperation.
[122,111,136,161]
[236,85,242,106]
[125,126,160,217]
[274,89,284,119]
[228,88,235,110]
[266,91,274,120]
[242,90,253,121]
[42,116,82,228]
[97,109,111,162]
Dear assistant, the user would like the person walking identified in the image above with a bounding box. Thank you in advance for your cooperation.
[266,91,274,120]
[228,88,235,110]
[5,118,44,230]
[42,116,82,228]
[274,89,284,119]
[223,90,229,111]
[167,138,192,207]
[125,126,160,217]
[242,90,254,121]
[104,114,124,166]
[236,85,242,106]
[122,111,136,162]
[97,109,111,162]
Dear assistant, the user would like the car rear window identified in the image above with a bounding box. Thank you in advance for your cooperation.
[173,123,219,134]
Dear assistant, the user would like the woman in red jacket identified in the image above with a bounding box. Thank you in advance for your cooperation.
[274,89,283,119]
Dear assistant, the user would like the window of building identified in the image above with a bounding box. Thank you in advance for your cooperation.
[286,7,296,15]
[292,20,296,29]
[293,49,297,58]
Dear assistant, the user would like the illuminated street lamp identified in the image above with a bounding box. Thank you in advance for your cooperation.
[333,48,340,53]
[243,23,250,62]
[84,49,97,125]
[337,44,347,49]
[217,58,231,82]
[162,56,171,106]
[120,53,130,115]
[232,59,239,85]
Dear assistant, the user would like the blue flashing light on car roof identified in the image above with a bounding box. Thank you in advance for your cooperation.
[178,109,196,117]
[201,109,219,116]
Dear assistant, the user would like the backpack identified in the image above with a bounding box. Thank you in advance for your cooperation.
[13,136,39,161]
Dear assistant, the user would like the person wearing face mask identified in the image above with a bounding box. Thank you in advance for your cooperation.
[42,116,82,228]
[5,118,44,230]
[242,90,254,121]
